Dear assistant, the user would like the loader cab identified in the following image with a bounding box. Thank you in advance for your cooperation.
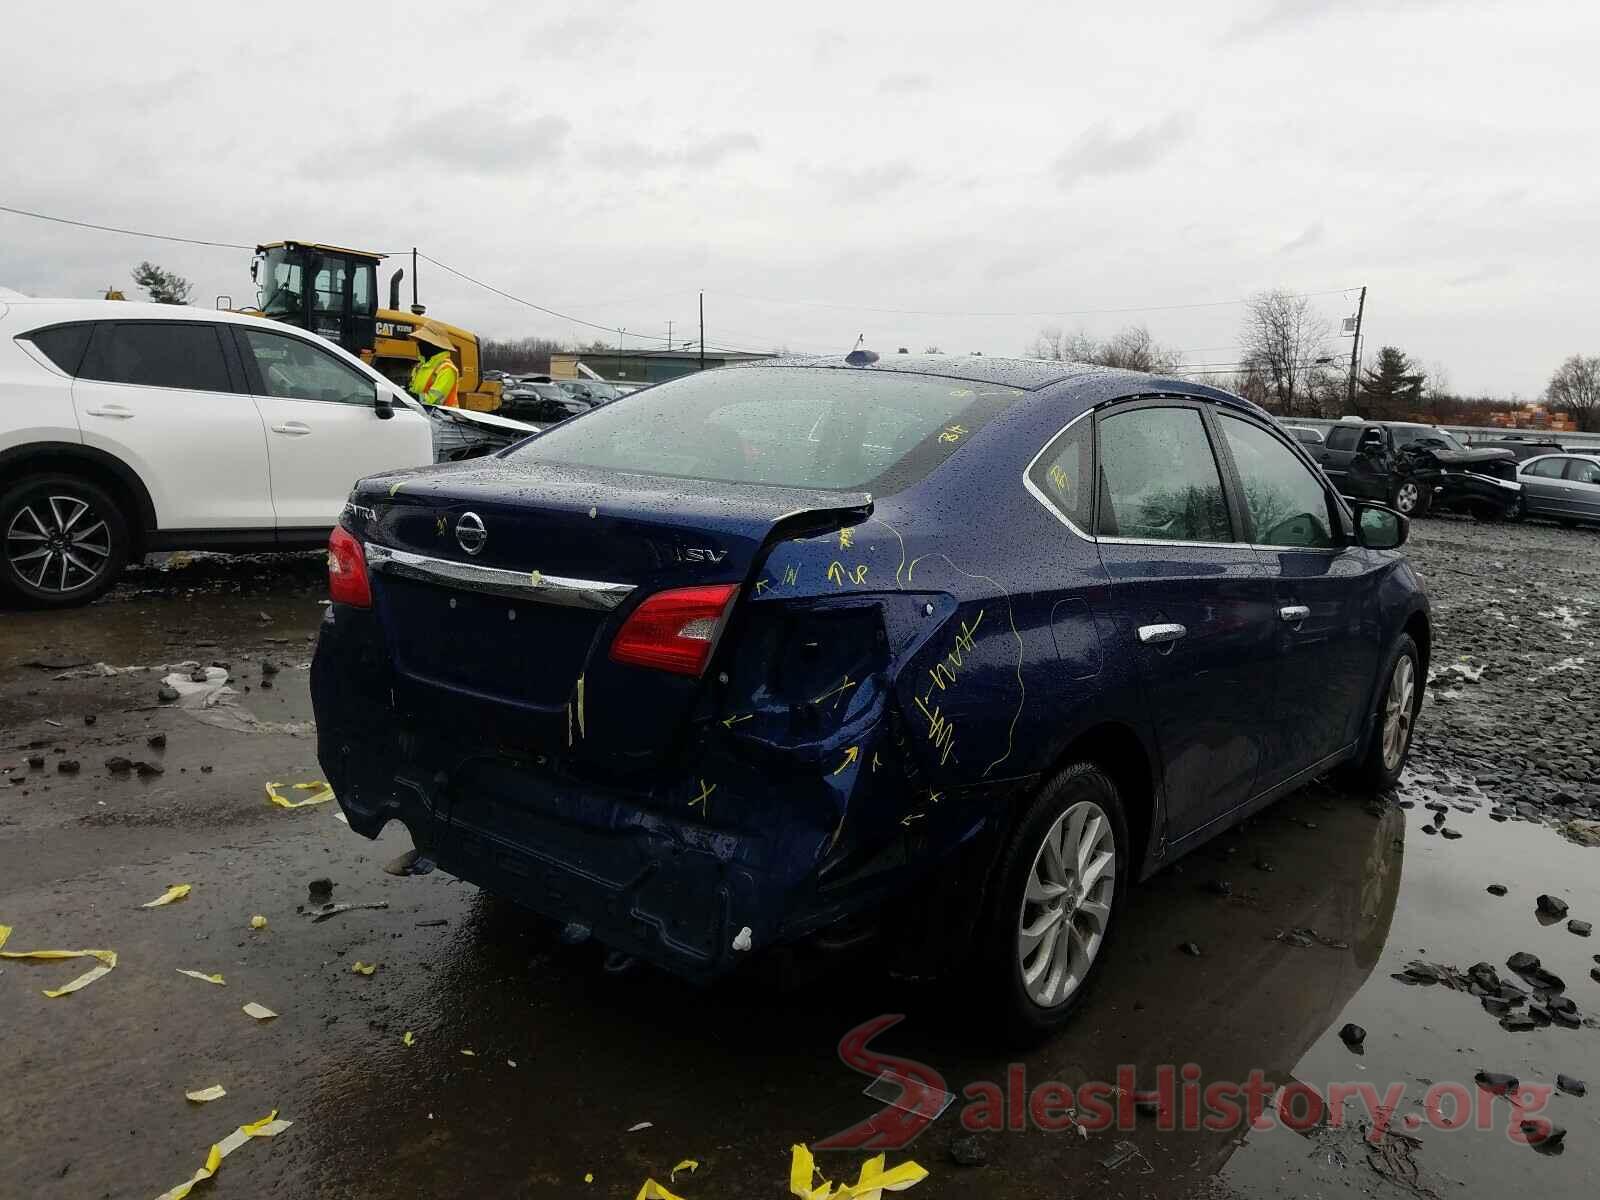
[253,241,381,357]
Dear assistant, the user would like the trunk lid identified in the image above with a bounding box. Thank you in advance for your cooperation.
[349,460,871,771]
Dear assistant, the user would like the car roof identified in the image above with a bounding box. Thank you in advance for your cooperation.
[0,296,333,333]
[737,353,1123,392]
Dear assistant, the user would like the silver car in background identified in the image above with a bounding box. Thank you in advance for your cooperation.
[1516,453,1600,525]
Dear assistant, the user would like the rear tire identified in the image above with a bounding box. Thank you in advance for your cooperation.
[1337,633,1421,792]
[982,762,1128,1044]
[0,473,129,608]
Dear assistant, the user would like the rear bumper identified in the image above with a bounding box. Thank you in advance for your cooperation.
[310,606,1010,982]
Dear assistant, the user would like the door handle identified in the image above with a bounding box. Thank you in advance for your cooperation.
[271,422,311,436]
[1279,604,1311,624]
[84,405,134,419]
[1137,622,1187,645]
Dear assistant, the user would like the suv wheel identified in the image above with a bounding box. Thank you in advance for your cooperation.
[0,474,130,608]
[984,762,1128,1042]
[1392,480,1427,517]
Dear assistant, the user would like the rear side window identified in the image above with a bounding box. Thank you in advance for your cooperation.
[1324,425,1361,451]
[80,323,232,392]
[1569,460,1600,485]
[1095,407,1232,542]
[1029,419,1093,533]
[513,366,1023,492]
[1218,414,1335,548]
[25,323,93,374]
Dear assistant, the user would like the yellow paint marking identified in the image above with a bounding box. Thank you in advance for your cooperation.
[689,779,717,812]
[838,527,855,550]
[755,577,771,595]
[782,563,798,587]
[871,752,882,773]
[721,713,753,728]
[937,423,969,444]
[1049,463,1070,493]
[833,746,860,774]
[812,675,857,709]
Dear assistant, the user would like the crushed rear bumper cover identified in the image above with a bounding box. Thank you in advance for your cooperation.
[311,607,1011,982]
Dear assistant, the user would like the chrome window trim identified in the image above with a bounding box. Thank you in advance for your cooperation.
[1021,407,1096,542]
[1023,405,1348,554]
[364,542,635,611]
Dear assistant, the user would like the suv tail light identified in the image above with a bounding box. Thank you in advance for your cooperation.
[609,584,738,676]
[327,525,372,608]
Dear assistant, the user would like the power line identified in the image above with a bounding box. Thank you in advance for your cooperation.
[708,286,1362,320]
[417,253,671,344]
[0,202,253,250]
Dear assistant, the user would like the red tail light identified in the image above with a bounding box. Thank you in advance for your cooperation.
[609,584,738,676]
[327,525,372,608]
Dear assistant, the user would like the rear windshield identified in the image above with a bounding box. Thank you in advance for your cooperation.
[510,366,1023,492]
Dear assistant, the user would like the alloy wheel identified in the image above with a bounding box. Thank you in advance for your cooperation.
[1395,482,1419,514]
[1382,655,1416,771]
[4,494,114,594]
[1017,799,1116,1008]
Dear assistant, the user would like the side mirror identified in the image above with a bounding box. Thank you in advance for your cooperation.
[374,383,395,420]
[1353,502,1407,549]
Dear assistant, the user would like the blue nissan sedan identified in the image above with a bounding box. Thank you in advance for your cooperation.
[311,355,1429,1038]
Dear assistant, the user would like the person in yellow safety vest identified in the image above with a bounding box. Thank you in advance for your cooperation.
[408,326,460,407]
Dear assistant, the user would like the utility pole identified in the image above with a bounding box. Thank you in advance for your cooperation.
[1345,285,1366,415]
[666,320,673,352]
[698,291,705,372]
[618,327,625,353]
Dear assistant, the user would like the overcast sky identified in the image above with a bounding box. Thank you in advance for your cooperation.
[4,0,1596,397]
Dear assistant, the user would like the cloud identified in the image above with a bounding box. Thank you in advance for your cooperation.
[1054,114,1195,185]
[1225,0,1446,41]
[584,132,760,172]
[319,104,570,177]
[876,71,932,95]
[1278,220,1325,253]
[1448,263,1512,287]
[814,161,921,202]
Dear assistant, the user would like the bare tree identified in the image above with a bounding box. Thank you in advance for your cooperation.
[1238,290,1332,417]
[1027,324,1182,372]
[1546,354,1600,431]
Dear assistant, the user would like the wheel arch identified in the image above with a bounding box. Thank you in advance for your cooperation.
[1031,720,1161,880]
[0,443,156,554]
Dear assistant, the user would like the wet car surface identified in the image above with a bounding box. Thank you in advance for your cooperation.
[1,522,1596,1198]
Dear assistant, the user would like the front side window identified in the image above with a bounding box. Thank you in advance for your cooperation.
[1219,414,1336,548]
[238,328,374,405]
[1527,457,1568,479]
[1325,425,1361,452]
[513,366,1023,493]
[1095,406,1232,542]
[80,322,232,392]
[1029,419,1093,533]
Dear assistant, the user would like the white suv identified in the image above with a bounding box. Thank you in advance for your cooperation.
[0,298,433,607]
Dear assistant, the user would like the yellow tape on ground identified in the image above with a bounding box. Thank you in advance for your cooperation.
[153,1110,292,1200]
[142,884,192,907]
[265,781,335,809]
[185,1085,227,1103]
[633,1180,685,1200]
[177,969,226,986]
[789,1145,927,1200]
[0,927,118,997]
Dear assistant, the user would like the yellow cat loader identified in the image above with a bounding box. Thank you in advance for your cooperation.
[246,241,502,412]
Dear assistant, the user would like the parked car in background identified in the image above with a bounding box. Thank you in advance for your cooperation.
[1311,420,1518,519]
[499,380,591,426]
[312,355,1428,1038]
[558,378,622,405]
[0,297,436,607]
[1470,438,1566,462]
[1514,453,1600,526]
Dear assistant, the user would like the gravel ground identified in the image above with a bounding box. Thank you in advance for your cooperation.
[1,518,1596,1200]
